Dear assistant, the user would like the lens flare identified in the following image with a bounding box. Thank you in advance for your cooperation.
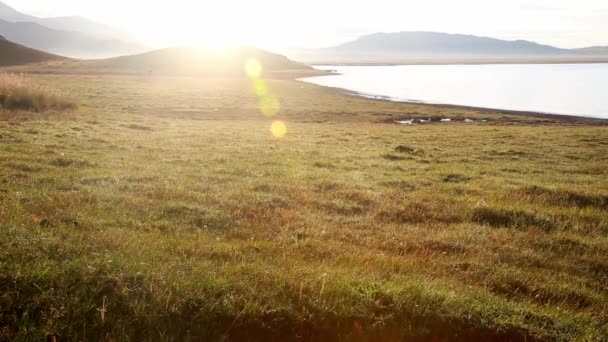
[259,95,280,117]
[253,79,268,96]
[245,58,283,133]
[245,58,263,78]
[270,121,287,138]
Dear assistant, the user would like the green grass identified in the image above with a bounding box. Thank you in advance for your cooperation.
[0,75,607,341]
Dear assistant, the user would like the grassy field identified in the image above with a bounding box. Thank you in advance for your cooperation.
[0,74,607,341]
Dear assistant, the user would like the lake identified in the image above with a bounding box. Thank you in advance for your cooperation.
[300,64,608,119]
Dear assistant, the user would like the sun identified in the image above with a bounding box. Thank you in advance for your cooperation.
[131,1,290,50]
[160,24,240,49]
[138,2,256,49]
[187,29,241,49]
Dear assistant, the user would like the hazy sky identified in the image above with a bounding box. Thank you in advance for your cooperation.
[5,0,608,49]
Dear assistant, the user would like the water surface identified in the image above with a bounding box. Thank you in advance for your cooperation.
[301,64,608,119]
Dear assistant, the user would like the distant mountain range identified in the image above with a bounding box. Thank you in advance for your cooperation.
[2,0,607,65]
[0,1,148,58]
[0,1,125,39]
[0,35,66,66]
[574,46,608,54]
[289,32,608,63]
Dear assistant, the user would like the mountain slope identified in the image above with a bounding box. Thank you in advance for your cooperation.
[0,36,66,66]
[21,46,315,77]
[37,16,135,41]
[0,0,132,41]
[573,46,608,55]
[290,31,608,63]
[0,18,148,58]
[0,1,36,22]
[0,1,145,57]
[333,32,567,56]
[82,46,312,75]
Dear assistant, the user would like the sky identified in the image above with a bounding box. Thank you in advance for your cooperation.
[5,0,608,50]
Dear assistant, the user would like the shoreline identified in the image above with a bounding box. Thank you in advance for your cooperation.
[4,65,607,124]
[297,79,608,125]
[304,56,608,66]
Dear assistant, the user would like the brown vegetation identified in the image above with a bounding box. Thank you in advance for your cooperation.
[0,73,77,112]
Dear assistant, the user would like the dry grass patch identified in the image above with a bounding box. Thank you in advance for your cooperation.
[0,73,77,112]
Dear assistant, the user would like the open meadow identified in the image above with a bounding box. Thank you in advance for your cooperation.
[1,74,607,340]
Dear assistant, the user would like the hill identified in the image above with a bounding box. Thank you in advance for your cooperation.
[52,46,314,76]
[573,46,608,55]
[289,31,608,63]
[0,35,66,66]
[0,0,133,41]
[0,0,35,22]
[37,16,135,42]
[0,1,146,58]
[0,18,148,58]
[334,32,565,56]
